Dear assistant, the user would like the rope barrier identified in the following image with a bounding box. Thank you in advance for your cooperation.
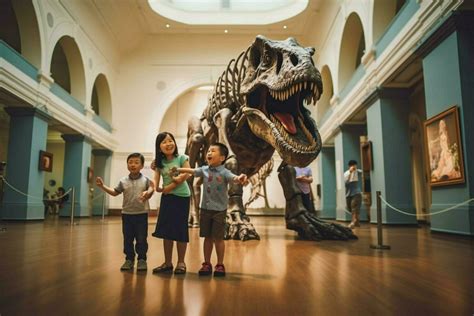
[91,193,105,201]
[1,176,108,223]
[0,176,72,201]
[379,195,474,217]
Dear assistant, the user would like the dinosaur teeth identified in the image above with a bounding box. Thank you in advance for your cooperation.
[304,81,307,90]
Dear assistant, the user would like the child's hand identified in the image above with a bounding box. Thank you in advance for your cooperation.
[150,160,156,171]
[156,186,163,193]
[169,166,179,177]
[139,191,151,202]
[95,177,104,187]
[172,175,181,183]
[237,174,248,186]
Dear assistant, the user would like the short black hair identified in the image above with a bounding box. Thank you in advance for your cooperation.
[127,153,145,165]
[348,160,357,166]
[211,142,229,162]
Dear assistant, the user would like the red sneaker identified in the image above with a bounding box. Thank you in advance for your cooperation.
[214,264,226,277]
[198,262,212,276]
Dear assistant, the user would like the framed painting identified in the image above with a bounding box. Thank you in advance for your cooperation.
[87,167,94,183]
[39,151,53,172]
[424,105,465,187]
[360,140,373,171]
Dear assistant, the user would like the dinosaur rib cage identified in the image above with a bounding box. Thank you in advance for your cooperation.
[203,47,250,124]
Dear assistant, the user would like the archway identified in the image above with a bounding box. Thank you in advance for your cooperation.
[373,0,407,43]
[316,65,334,125]
[91,74,112,124]
[159,85,213,150]
[338,12,365,91]
[50,36,86,105]
[1,0,41,68]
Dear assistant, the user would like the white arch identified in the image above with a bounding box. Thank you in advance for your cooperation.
[146,76,214,149]
[372,0,399,43]
[91,73,112,124]
[11,0,42,69]
[316,65,334,124]
[338,12,365,92]
[49,35,86,105]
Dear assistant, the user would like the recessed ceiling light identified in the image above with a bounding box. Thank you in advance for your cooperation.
[224,29,228,33]
[165,24,170,28]
[283,25,287,29]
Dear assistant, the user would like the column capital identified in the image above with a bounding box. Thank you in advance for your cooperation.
[415,11,474,59]
[4,107,51,122]
[61,134,93,144]
[361,87,411,109]
[92,149,113,157]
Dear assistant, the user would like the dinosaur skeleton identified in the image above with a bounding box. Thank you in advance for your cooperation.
[245,158,273,209]
[186,35,356,241]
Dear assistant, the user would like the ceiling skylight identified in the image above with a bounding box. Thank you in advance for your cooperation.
[148,0,308,25]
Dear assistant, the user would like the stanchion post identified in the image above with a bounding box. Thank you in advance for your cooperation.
[0,173,6,232]
[101,194,106,222]
[70,187,76,226]
[370,191,390,250]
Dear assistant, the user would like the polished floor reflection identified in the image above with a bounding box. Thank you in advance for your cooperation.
[0,216,473,315]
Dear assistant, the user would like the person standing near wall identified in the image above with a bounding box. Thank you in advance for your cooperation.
[344,160,362,229]
[294,165,314,213]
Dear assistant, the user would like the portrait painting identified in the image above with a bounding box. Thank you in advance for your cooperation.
[424,106,465,187]
[39,151,53,172]
[87,167,94,183]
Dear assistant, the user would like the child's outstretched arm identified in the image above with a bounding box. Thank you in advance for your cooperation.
[96,177,120,196]
[175,167,195,174]
[233,174,249,186]
[171,161,192,184]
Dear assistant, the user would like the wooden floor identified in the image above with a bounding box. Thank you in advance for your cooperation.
[0,216,473,315]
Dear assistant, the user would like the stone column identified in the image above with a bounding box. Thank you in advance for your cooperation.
[2,107,50,220]
[91,149,112,216]
[61,134,92,217]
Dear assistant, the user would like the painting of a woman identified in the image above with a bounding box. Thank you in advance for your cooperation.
[425,106,465,186]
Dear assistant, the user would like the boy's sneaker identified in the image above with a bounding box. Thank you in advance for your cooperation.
[120,259,134,271]
[137,259,147,271]
[214,264,226,277]
[198,262,212,276]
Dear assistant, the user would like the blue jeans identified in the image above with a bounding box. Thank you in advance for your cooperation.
[122,213,148,261]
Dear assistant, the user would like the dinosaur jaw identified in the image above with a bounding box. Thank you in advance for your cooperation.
[242,79,321,166]
[242,106,320,167]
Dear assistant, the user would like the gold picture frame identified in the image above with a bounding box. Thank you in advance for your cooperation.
[424,105,465,187]
[39,150,53,172]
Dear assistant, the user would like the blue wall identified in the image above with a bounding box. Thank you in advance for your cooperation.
[91,149,112,216]
[422,22,474,235]
[319,147,336,219]
[61,135,92,217]
[366,90,416,224]
[334,125,367,221]
[1,108,50,219]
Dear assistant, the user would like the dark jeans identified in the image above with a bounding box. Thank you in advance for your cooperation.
[122,213,148,261]
[301,193,315,213]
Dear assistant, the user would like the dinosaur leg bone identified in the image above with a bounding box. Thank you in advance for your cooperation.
[213,108,260,241]
[277,163,358,241]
